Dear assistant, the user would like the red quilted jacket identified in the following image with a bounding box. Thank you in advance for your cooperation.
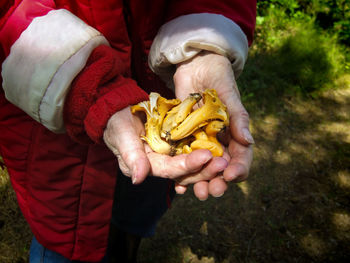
[0,0,256,261]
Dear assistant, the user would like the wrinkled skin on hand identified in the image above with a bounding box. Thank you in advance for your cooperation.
[172,51,254,200]
[103,51,253,201]
[103,106,228,192]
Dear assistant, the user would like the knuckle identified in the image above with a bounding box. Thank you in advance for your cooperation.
[231,108,250,128]
[239,109,250,122]
[154,156,171,178]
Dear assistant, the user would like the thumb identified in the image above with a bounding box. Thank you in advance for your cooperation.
[103,108,151,184]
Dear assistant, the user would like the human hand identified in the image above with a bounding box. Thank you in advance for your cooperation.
[103,107,228,185]
[173,51,254,200]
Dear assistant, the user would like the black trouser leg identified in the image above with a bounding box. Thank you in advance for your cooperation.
[106,223,141,263]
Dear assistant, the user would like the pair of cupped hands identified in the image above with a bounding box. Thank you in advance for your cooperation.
[103,52,254,201]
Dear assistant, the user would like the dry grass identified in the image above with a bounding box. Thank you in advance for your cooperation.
[138,82,350,263]
[0,160,31,262]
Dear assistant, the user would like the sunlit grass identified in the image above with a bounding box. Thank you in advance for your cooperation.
[0,161,9,189]
[318,122,350,143]
[300,232,328,258]
[334,170,350,189]
[332,211,350,241]
[236,181,250,197]
[181,246,215,263]
[333,212,350,231]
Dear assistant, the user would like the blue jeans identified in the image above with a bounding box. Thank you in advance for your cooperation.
[29,236,108,263]
[29,174,174,262]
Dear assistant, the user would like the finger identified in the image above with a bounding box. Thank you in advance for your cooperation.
[175,156,228,185]
[229,102,254,146]
[193,181,209,201]
[175,183,187,195]
[208,176,227,198]
[223,139,253,182]
[147,149,213,179]
[104,109,150,184]
[218,81,255,146]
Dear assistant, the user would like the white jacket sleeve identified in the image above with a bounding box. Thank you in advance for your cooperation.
[1,9,108,133]
[148,13,249,86]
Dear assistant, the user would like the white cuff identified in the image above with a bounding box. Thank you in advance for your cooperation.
[1,9,108,133]
[149,13,249,85]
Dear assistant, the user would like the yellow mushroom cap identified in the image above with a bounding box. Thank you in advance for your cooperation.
[169,89,229,141]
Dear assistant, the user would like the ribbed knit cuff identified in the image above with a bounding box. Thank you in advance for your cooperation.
[64,45,148,144]
[85,78,148,143]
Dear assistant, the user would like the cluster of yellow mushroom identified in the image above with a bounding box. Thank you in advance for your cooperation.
[130,89,229,157]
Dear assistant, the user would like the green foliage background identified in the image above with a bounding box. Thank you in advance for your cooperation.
[238,0,349,103]
[257,0,350,45]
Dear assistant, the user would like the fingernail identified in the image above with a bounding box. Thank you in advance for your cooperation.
[202,152,213,163]
[132,165,138,184]
[225,172,238,182]
[217,159,229,172]
[213,192,224,198]
[243,128,255,144]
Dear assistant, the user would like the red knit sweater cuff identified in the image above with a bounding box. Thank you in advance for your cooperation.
[63,45,148,144]
[84,78,148,143]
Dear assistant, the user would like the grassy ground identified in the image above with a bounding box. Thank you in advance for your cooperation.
[0,161,31,262]
[138,80,350,263]
[1,6,350,262]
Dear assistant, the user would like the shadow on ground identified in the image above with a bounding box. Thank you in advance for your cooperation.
[138,35,350,262]
[139,84,350,263]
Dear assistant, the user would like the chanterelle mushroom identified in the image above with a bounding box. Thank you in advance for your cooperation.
[161,93,202,139]
[130,92,180,155]
[131,89,229,157]
[190,120,226,157]
[168,89,229,141]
